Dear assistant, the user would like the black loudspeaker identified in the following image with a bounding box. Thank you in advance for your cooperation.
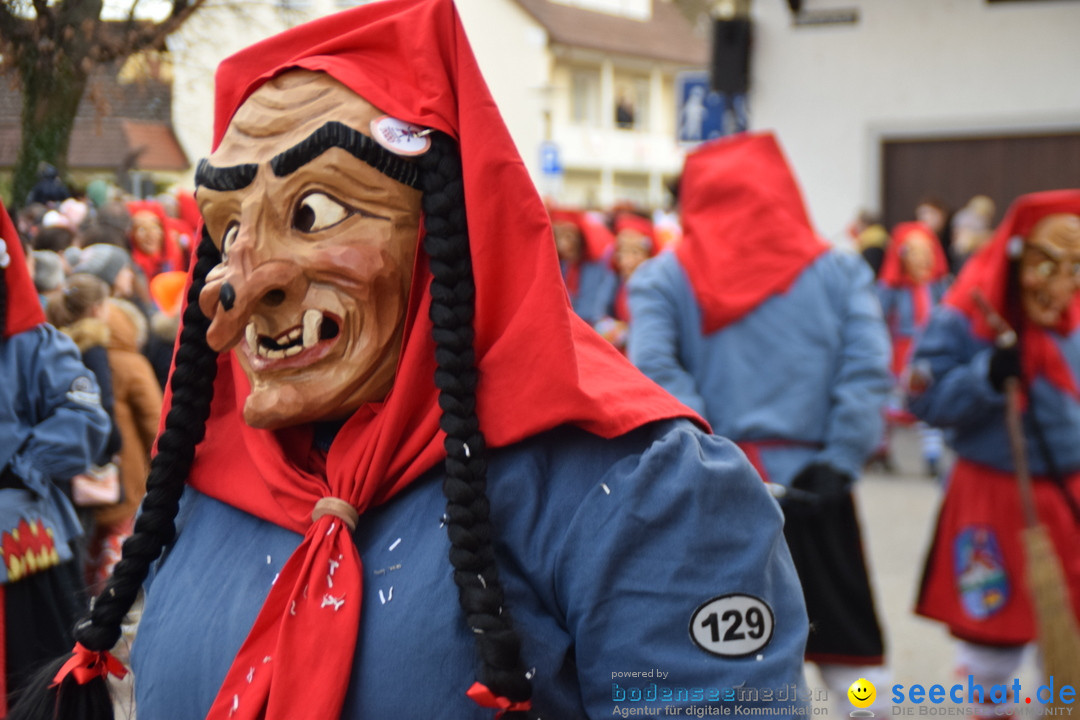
[710,18,752,94]
[787,0,803,12]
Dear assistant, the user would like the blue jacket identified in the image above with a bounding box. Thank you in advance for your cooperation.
[562,258,618,326]
[0,324,110,582]
[133,420,810,718]
[877,279,949,341]
[627,250,891,486]
[908,306,1080,474]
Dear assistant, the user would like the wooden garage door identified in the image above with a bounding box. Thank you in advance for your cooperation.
[881,132,1080,231]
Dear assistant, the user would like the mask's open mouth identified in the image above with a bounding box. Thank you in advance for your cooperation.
[243,309,343,371]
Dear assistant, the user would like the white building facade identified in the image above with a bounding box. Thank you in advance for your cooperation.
[168,0,1080,230]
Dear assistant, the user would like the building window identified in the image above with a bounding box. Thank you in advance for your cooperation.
[614,76,650,132]
[571,69,600,127]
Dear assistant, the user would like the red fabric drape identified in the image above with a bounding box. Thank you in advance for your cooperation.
[1,201,46,338]
[675,132,828,334]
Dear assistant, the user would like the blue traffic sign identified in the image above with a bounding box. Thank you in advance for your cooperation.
[676,72,739,145]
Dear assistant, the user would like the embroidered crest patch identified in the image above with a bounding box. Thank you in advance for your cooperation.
[954,525,1009,620]
[369,116,432,157]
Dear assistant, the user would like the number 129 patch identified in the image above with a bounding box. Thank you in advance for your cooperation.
[689,594,774,658]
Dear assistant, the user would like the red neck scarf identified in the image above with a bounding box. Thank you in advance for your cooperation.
[675,132,829,334]
[165,2,703,718]
[1,201,46,339]
[944,189,1080,399]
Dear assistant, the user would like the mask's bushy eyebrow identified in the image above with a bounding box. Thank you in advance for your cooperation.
[269,121,421,189]
[195,159,259,192]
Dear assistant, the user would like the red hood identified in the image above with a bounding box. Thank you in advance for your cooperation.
[675,132,828,333]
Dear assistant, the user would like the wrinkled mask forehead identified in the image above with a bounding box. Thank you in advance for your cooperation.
[1026,213,1080,256]
[1018,213,1080,328]
[194,70,425,430]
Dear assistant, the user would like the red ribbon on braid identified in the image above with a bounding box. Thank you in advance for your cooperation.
[467,681,533,717]
[51,643,128,687]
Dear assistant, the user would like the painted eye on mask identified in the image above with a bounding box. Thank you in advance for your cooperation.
[293,192,353,233]
[1036,260,1056,278]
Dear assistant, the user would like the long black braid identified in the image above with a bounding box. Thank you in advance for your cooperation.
[418,133,537,718]
[8,232,221,720]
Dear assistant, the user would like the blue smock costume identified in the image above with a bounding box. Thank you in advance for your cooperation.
[134,421,810,718]
[627,132,891,669]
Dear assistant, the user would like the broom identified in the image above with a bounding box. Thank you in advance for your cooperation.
[1003,378,1080,707]
[973,289,1080,702]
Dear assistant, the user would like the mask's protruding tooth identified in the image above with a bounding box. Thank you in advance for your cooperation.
[246,323,259,353]
[302,309,322,349]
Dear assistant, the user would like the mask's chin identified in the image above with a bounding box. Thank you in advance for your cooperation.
[243,381,311,429]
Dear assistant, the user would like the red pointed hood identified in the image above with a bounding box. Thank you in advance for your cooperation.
[675,132,828,333]
[879,221,949,288]
[945,189,1080,339]
[1,201,46,338]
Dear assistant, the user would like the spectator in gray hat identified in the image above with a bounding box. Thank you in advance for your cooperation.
[72,244,134,299]
[31,250,65,298]
[71,243,156,326]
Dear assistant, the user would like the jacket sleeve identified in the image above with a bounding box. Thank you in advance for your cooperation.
[127,355,165,457]
[10,326,110,489]
[816,255,892,477]
[907,306,1003,428]
[556,424,809,716]
[626,257,708,417]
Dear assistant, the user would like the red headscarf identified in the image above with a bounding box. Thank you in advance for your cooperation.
[1,200,46,339]
[548,207,614,262]
[172,1,702,718]
[879,221,949,288]
[126,200,186,279]
[944,189,1080,398]
[675,132,829,334]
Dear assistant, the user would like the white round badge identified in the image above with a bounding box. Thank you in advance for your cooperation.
[689,594,774,658]
[370,115,432,157]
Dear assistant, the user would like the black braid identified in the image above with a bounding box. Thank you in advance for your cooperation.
[74,230,221,651]
[419,134,536,719]
[9,232,221,720]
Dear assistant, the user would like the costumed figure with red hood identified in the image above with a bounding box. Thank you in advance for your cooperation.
[909,190,1080,718]
[548,207,616,325]
[876,222,951,477]
[0,201,110,713]
[595,212,658,350]
[126,200,187,282]
[8,2,811,719]
[627,132,894,717]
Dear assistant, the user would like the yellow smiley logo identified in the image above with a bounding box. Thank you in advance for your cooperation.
[848,678,876,708]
